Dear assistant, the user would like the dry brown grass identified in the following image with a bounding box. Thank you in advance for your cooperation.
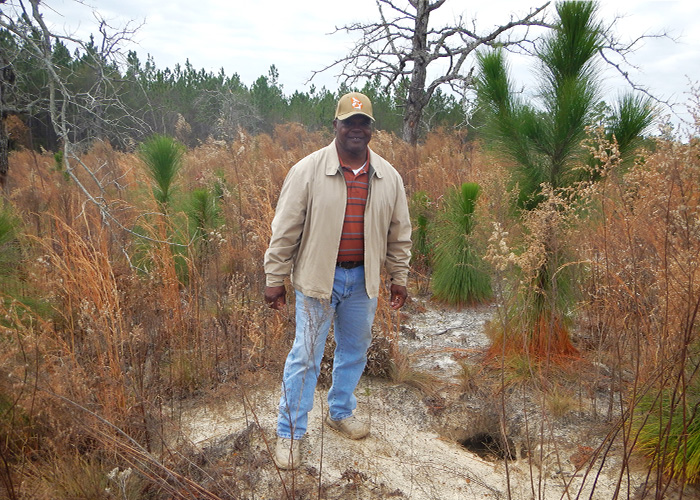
[575,120,700,488]
[5,110,699,498]
[0,126,372,497]
[0,125,489,497]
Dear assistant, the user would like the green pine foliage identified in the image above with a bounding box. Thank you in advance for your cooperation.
[138,134,185,207]
[409,190,433,268]
[133,134,191,283]
[476,1,655,210]
[431,182,491,305]
[0,206,42,314]
[187,188,221,239]
[475,1,655,357]
[608,92,657,167]
[635,359,700,483]
[0,206,21,282]
[186,187,224,265]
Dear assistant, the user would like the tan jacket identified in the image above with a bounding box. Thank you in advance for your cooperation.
[264,140,412,299]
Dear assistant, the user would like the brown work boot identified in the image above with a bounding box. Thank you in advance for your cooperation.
[274,437,301,470]
[325,412,370,440]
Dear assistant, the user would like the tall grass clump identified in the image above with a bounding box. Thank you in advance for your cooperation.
[431,182,491,305]
[0,206,22,300]
[574,89,700,495]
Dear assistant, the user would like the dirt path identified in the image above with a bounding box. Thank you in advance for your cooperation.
[178,300,670,499]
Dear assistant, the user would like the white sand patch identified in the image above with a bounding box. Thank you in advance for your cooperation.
[177,301,659,499]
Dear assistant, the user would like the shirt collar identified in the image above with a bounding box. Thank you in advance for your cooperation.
[338,149,369,174]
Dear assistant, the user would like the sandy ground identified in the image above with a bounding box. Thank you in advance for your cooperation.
[177,300,687,499]
[183,379,513,499]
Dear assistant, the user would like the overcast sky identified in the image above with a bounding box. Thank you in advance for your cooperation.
[38,0,700,131]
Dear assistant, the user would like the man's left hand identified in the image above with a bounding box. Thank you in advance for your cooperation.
[390,284,408,310]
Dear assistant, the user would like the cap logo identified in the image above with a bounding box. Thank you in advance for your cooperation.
[351,97,363,110]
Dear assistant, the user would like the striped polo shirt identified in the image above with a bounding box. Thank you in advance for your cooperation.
[337,152,369,263]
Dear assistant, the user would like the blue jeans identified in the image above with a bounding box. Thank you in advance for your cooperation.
[277,265,377,439]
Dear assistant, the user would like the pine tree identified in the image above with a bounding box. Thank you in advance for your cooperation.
[475,1,655,357]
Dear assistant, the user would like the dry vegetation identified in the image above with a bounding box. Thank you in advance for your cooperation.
[1,99,700,499]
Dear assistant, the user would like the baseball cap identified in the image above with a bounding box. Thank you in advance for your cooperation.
[335,92,375,121]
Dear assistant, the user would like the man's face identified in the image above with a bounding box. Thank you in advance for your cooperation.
[334,115,373,156]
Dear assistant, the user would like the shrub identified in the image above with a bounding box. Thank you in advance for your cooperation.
[431,182,491,305]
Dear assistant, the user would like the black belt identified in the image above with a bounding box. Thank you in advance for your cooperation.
[336,261,364,269]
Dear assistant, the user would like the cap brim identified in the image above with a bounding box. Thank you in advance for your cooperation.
[336,111,375,121]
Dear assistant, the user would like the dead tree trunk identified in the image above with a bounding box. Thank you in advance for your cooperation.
[403,0,432,146]
[0,115,7,194]
[0,54,13,195]
[318,0,550,147]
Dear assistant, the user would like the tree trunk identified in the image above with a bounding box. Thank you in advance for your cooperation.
[0,55,11,195]
[0,115,8,194]
[402,0,431,146]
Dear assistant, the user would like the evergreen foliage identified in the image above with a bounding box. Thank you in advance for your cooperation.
[409,190,433,268]
[186,187,223,257]
[187,189,221,239]
[476,1,655,210]
[0,23,466,151]
[0,205,27,308]
[475,1,654,357]
[138,135,185,206]
[635,358,700,483]
[0,205,20,277]
[431,182,491,305]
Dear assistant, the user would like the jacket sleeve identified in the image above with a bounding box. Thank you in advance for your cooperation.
[263,163,308,287]
[384,174,412,286]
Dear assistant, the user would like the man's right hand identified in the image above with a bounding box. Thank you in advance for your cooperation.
[264,285,286,310]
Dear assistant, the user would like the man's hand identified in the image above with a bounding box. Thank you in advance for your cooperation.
[265,285,286,310]
[389,284,408,310]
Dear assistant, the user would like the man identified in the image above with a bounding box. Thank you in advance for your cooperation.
[264,91,412,470]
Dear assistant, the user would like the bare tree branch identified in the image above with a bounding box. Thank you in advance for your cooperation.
[597,15,678,115]
[0,0,189,259]
[311,0,551,144]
